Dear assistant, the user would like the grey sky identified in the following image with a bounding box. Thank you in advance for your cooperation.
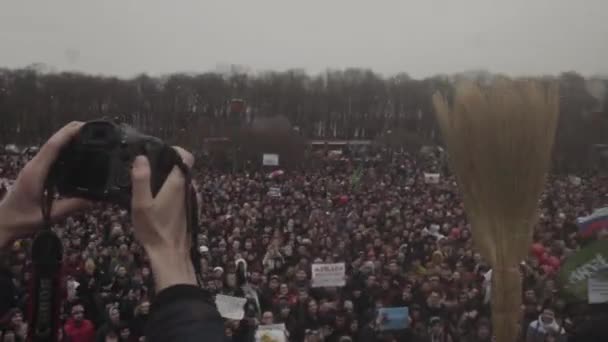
[1,0,607,78]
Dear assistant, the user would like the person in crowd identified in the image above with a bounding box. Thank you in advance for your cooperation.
[526,307,566,342]
[64,303,96,342]
[96,305,121,342]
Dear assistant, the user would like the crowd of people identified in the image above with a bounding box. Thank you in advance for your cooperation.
[1,146,607,342]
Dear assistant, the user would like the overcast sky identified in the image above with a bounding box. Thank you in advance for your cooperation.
[1,0,607,79]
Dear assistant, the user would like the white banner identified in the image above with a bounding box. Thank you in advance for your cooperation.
[263,154,279,166]
[255,324,287,342]
[267,187,281,198]
[215,294,247,320]
[588,276,608,304]
[424,173,440,184]
[312,263,346,288]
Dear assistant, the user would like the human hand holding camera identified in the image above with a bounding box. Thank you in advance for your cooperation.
[130,148,198,291]
[0,121,90,248]
[0,120,198,293]
[0,121,224,342]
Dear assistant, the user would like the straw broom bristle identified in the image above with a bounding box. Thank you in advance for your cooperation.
[433,78,559,342]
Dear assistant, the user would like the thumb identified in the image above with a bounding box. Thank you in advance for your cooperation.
[131,156,153,211]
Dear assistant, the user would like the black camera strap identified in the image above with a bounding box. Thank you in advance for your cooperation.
[30,185,62,342]
[175,159,203,287]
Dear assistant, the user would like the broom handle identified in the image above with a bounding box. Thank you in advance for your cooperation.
[491,263,522,342]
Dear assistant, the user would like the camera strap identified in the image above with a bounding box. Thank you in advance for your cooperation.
[175,159,204,287]
[29,185,63,342]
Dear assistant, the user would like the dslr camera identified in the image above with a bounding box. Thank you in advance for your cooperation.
[51,119,180,207]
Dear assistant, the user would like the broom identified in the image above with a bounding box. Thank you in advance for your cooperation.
[433,78,559,342]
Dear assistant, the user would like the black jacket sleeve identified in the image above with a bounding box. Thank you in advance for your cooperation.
[145,284,224,342]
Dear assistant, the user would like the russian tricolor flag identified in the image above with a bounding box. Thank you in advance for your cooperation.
[577,207,608,238]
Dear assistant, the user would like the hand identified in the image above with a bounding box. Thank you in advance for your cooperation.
[130,147,196,292]
[0,122,90,248]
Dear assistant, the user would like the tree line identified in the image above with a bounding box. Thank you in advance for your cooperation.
[0,66,607,171]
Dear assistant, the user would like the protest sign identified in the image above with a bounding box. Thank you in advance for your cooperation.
[588,275,608,304]
[215,294,247,320]
[424,173,440,184]
[267,187,281,198]
[558,240,608,300]
[255,324,287,342]
[262,153,279,166]
[312,263,345,288]
[377,307,409,331]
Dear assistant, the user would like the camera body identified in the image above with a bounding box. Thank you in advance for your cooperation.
[51,120,179,207]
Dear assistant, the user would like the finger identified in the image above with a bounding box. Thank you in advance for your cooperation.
[131,156,153,211]
[172,146,195,169]
[33,121,84,172]
[50,198,92,220]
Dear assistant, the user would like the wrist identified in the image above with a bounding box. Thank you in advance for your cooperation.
[146,247,197,292]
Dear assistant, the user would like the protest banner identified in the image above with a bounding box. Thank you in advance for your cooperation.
[576,207,608,238]
[312,263,345,288]
[262,153,279,166]
[377,307,409,331]
[558,240,608,300]
[267,187,281,198]
[215,294,247,320]
[588,274,608,304]
[423,173,440,184]
[255,324,287,342]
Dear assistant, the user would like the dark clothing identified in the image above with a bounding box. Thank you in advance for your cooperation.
[129,313,148,339]
[95,322,119,342]
[119,298,137,322]
[145,284,223,342]
[358,325,378,342]
[76,273,103,325]
[0,268,17,318]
